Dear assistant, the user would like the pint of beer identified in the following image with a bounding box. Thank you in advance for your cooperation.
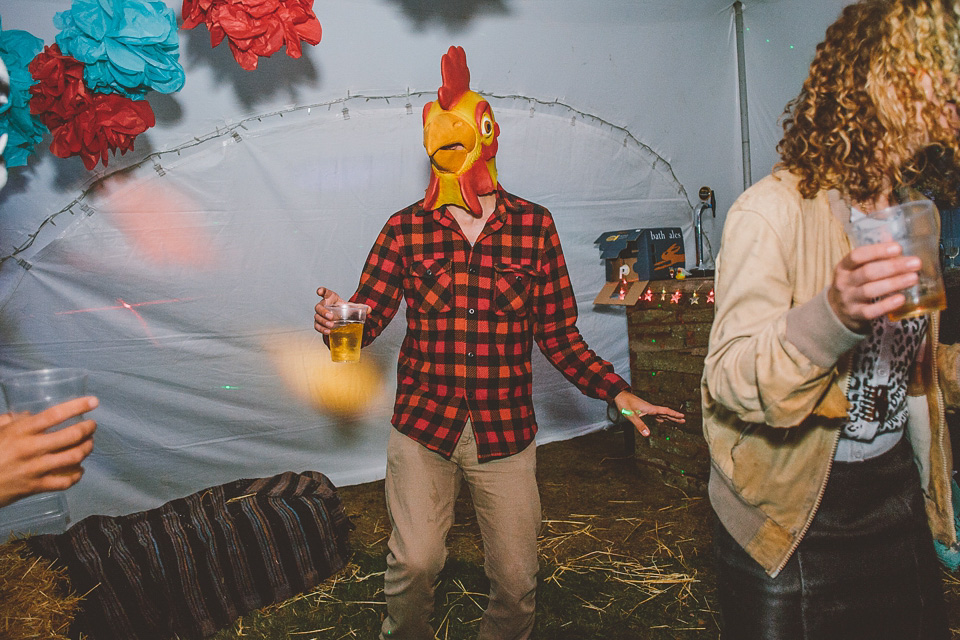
[329,303,367,362]
[846,200,947,321]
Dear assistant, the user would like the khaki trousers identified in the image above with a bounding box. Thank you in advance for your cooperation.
[379,425,541,640]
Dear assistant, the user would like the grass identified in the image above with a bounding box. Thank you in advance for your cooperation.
[3,430,958,639]
[210,511,719,640]
[199,427,960,639]
[209,430,726,639]
[209,552,715,640]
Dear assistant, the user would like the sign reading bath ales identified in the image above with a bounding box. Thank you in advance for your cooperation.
[593,227,685,305]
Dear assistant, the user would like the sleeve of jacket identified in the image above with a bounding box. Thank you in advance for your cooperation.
[703,203,863,427]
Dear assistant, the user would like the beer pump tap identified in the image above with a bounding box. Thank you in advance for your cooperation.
[692,186,715,276]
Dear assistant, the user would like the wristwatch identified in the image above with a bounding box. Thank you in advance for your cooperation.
[606,403,626,425]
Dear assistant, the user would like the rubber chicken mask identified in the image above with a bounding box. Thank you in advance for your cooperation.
[422,46,499,215]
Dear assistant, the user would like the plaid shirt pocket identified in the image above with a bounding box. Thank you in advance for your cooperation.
[408,258,454,313]
[493,263,540,317]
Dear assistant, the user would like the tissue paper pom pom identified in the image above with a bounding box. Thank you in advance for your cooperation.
[54,0,184,99]
[29,45,155,170]
[0,24,48,168]
[48,95,155,169]
[182,0,322,71]
[28,45,87,130]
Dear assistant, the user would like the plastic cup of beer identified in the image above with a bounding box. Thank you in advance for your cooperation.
[847,200,946,321]
[328,303,367,363]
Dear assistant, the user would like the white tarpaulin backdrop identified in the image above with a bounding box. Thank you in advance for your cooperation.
[0,0,848,522]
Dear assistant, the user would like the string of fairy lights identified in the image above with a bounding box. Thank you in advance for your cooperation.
[1,89,708,270]
[638,282,716,306]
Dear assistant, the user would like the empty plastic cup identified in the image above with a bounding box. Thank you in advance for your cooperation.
[0,367,89,537]
[1,368,89,427]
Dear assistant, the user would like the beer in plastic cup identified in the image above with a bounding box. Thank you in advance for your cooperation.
[846,200,946,321]
[329,303,367,362]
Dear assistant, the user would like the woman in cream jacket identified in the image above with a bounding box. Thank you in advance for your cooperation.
[702,1,960,638]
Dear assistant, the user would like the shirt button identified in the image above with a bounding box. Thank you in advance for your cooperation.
[469,267,477,274]
[467,352,475,359]
[468,308,476,315]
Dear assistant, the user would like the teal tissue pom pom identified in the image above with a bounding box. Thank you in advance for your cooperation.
[55,0,185,100]
[0,21,48,168]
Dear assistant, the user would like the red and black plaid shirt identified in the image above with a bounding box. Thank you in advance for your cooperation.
[350,188,630,461]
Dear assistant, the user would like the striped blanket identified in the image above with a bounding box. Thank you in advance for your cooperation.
[26,471,352,640]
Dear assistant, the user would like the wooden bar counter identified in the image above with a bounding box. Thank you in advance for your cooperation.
[625,276,715,491]
[624,270,960,491]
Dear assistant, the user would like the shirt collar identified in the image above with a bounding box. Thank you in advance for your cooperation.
[827,189,851,226]
[422,186,510,227]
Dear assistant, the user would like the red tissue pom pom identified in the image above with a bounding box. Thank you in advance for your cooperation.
[182,0,322,71]
[28,45,155,170]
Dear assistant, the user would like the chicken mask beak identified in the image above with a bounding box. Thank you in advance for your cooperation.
[424,110,480,174]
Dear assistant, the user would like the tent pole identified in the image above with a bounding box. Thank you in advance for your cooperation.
[734,1,752,189]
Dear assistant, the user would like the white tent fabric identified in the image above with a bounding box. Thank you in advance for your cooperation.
[1,99,691,520]
[0,0,849,522]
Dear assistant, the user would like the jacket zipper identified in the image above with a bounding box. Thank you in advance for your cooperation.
[774,315,956,577]
[930,313,956,543]
[771,368,847,577]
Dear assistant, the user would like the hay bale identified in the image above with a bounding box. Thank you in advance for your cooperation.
[0,539,79,640]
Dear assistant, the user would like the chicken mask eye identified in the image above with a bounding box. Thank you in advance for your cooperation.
[481,114,493,136]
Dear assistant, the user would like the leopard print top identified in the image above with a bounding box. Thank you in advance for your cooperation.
[836,314,927,462]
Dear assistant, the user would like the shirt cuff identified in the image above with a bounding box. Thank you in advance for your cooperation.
[785,288,865,369]
[605,376,632,403]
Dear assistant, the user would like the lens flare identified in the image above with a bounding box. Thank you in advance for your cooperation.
[94,174,218,268]
[266,333,384,417]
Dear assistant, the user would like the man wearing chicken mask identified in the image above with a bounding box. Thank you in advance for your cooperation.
[314,46,684,639]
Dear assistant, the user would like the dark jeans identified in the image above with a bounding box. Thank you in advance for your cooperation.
[714,437,949,640]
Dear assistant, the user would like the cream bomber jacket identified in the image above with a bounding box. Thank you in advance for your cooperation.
[701,170,959,577]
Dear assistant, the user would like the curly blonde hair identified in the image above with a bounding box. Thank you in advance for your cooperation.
[776,0,960,203]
